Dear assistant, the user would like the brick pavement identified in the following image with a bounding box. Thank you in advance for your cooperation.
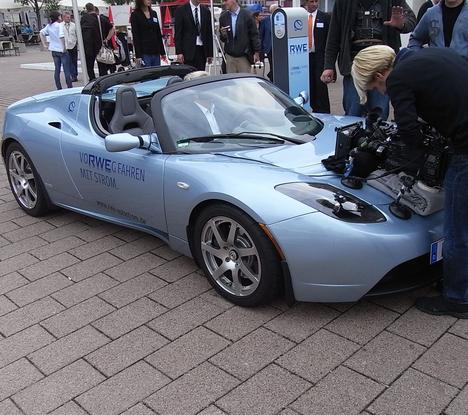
[0,47,466,415]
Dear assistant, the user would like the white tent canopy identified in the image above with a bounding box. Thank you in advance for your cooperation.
[59,0,108,8]
[0,0,24,9]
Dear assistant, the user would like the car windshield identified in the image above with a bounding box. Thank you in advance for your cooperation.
[102,77,172,101]
[161,78,323,153]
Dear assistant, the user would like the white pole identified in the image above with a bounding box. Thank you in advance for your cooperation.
[210,0,218,74]
[72,0,89,84]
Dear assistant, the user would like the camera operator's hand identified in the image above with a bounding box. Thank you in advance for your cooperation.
[400,138,426,176]
[384,6,406,30]
[321,69,335,84]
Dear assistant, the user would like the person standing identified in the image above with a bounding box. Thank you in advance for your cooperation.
[320,0,416,119]
[61,12,78,82]
[409,0,468,60]
[81,3,101,80]
[259,3,279,82]
[302,0,331,113]
[95,6,116,76]
[174,0,213,71]
[130,0,167,67]
[351,45,468,318]
[219,0,261,73]
[40,11,72,90]
[416,0,440,23]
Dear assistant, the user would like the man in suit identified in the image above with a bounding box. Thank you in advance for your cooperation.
[175,0,213,71]
[259,4,279,82]
[302,0,331,113]
[219,0,261,73]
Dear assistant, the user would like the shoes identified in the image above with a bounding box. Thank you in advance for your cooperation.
[71,78,79,82]
[415,295,468,319]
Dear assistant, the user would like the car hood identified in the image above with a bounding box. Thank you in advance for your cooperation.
[216,114,361,174]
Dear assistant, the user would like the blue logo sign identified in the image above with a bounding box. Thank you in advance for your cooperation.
[68,101,76,112]
[289,43,308,54]
[293,19,303,31]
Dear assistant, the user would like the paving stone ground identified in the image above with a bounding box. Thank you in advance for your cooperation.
[0,47,466,415]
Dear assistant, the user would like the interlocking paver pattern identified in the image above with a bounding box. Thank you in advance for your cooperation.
[0,47,466,414]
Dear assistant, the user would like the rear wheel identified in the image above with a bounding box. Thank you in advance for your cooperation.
[193,204,281,306]
[5,142,50,217]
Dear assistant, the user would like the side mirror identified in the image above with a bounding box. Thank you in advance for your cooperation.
[294,90,309,107]
[105,133,150,152]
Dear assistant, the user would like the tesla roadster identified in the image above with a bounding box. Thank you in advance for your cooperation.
[2,66,443,306]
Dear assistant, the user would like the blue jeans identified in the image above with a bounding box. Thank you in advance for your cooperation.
[52,51,72,89]
[142,54,161,67]
[443,153,468,304]
[343,75,390,120]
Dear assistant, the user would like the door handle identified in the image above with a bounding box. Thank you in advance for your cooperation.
[48,122,61,129]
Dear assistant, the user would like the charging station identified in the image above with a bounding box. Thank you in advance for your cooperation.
[271,7,310,110]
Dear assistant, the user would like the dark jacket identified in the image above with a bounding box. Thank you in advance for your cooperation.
[81,13,111,54]
[311,10,331,71]
[259,15,272,55]
[174,2,213,61]
[324,0,416,76]
[130,8,165,58]
[387,47,468,154]
[219,8,260,58]
[416,0,434,23]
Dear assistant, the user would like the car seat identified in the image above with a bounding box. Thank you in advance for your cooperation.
[108,86,153,135]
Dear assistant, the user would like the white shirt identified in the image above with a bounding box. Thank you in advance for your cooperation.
[190,1,203,46]
[61,21,77,50]
[195,102,221,134]
[40,22,64,52]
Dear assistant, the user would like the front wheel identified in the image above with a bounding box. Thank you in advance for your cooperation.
[5,142,50,217]
[193,204,281,306]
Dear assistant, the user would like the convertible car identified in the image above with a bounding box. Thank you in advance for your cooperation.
[2,66,443,306]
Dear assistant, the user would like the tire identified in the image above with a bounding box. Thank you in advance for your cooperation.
[5,142,50,217]
[193,203,281,307]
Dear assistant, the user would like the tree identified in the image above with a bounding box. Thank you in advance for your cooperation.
[14,0,61,28]
[44,0,61,14]
[15,0,43,28]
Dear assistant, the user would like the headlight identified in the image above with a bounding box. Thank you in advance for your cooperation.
[275,182,386,223]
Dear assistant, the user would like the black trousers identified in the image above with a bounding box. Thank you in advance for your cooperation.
[267,51,273,82]
[185,46,207,71]
[98,61,116,77]
[67,46,78,80]
[309,52,330,114]
[84,48,97,80]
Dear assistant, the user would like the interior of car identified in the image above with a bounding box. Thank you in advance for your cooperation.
[98,75,183,135]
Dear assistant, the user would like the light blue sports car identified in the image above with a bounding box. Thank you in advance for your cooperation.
[2,66,443,306]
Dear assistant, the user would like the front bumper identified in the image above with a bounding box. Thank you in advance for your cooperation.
[268,206,444,303]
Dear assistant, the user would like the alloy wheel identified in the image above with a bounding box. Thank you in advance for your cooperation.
[200,216,261,297]
[8,150,38,210]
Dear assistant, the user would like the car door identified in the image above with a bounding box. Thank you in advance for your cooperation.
[60,123,168,236]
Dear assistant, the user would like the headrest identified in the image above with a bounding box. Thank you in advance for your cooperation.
[116,86,137,116]
[166,76,183,86]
